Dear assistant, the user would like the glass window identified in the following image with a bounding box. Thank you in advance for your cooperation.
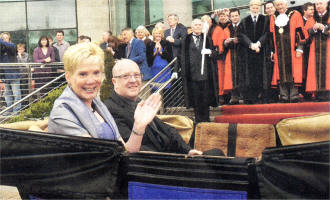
[27,0,76,30]
[214,0,251,18]
[0,2,26,31]
[149,0,163,24]
[127,0,145,30]
[192,0,211,16]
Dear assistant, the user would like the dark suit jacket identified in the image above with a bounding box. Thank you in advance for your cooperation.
[164,23,187,58]
[126,38,151,80]
[104,91,191,154]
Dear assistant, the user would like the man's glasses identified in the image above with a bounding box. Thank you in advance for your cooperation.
[113,73,143,80]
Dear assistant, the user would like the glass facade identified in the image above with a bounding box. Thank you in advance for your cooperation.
[126,0,164,30]
[126,0,251,30]
[0,0,77,61]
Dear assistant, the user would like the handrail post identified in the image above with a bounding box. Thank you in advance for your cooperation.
[27,63,33,104]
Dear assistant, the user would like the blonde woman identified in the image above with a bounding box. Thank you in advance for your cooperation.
[146,28,173,91]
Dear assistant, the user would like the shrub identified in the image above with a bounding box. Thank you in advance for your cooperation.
[100,50,115,101]
[8,85,66,123]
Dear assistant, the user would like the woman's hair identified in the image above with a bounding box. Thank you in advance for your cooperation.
[107,35,123,49]
[38,35,49,47]
[1,32,11,41]
[63,42,104,75]
[152,27,164,40]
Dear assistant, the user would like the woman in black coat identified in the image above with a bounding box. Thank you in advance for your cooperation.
[146,27,173,85]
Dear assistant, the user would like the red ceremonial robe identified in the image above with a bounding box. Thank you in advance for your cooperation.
[212,23,230,95]
[270,10,306,86]
[304,12,330,92]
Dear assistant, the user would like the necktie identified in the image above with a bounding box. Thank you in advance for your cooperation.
[253,16,257,25]
[126,43,131,58]
[195,35,200,47]
[171,28,174,36]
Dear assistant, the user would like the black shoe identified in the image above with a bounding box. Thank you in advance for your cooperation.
[290,98,300,103]
[219,96,225,105]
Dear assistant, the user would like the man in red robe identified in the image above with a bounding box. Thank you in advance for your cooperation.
[305,0,329,101]
[270,0,306,102]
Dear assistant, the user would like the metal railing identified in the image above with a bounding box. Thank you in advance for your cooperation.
[0,58,186,122]
[139,57,186,115]
[0,62,66,120]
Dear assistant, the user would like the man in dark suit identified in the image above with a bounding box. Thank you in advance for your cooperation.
[179,18,219,123]
[121,27,151,81]
[99,30,112,51]
[164,14,187,60]
[104,59,213,155]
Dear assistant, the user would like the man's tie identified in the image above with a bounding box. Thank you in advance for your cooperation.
[126,43,131,58]
[195,35,200,47]
[253,16,257,25]
[170,28,174,36]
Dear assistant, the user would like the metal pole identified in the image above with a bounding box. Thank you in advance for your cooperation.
[0,73,65,116]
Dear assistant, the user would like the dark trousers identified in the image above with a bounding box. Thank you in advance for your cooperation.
[190,80,210,123]
[279,82,299,102]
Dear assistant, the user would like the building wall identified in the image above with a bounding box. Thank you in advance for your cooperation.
[76,0,110,43]
[163,0,192,28]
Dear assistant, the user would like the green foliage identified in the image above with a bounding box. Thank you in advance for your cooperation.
[8,85,67,123]
[100,50,115,101]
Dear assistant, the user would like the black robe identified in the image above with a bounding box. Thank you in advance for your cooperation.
[179,33,219,108]
[240,14,270,89]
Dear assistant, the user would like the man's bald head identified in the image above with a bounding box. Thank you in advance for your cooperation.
[112,59,140,76]
[112,59,142,101]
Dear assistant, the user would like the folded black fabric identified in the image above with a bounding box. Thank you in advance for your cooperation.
[0,127,124,199]
[256,141,330,199]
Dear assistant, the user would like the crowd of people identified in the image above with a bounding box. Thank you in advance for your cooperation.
[0,0,329,122]
[92,0,329,123]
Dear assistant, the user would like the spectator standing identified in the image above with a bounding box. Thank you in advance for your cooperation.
[213,9,232,104]
[53,30,70,62]
[47,36,60,62]
[17,43,29,104]
[100,31,112,51]
[264,0,279,103]
[121,27,151,81]
[164,14,187,59]
[107,35,126,60]
[301,2,315,101]
[240,0,270,104]
[179,19,219,123]
[223,8,244,105]
[305,0,329,101]
[135,25,152,48]
[270,0,306,103]
[17,43,29,63]
[146,27,173,93]
[0,32,21,114]
[33,36,55,92]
